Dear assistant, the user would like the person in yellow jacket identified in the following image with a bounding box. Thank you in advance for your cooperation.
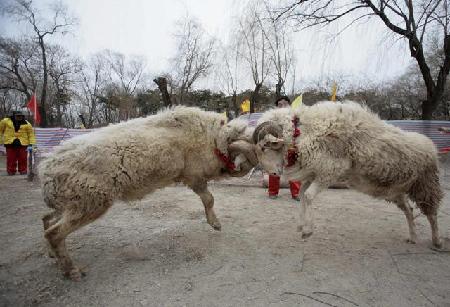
[0,111,36,175]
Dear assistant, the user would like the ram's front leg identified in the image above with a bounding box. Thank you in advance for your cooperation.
[189,180,221,231]
[298,181,324,238]
[296,180,311,233]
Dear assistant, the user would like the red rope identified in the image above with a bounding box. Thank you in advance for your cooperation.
[214,148,236,171]
[286,116,301,167]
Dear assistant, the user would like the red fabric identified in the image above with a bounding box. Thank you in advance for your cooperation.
[292,117,301,138]
[286,116,301,167]
[214,148,236,171]
[286,147,298,167]
[268,174,301,198]
[289,181,301,197]
[6,146,27,174]
[268,175,280,196]
[26,93,41,126]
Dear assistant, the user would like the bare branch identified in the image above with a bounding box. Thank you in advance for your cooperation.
[277,0,450,118]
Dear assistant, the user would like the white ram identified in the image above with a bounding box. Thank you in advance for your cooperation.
[39,106,256,280]
[241,101,443,248]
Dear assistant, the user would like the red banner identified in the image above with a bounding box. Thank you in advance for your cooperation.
[26,93,41,126]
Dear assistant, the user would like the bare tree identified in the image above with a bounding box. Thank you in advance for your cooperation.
[0,37,39,100]
[258,2,295,98]
[277,0,450,119]
[238,3,272,112]
[105,50,145,96]
[47,44,81,126]
[153,76,172,107]
[104,50,146,120]
[215,38,243,117]
[0,90,26,118]
[3,0,76,126]
[172,17,216,105]
[76,53,109,128]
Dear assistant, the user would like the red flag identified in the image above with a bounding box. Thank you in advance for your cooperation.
[26,93,41,126]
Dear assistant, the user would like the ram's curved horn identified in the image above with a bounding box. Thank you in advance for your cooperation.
[228,140,258,166]
[252,121,283,144]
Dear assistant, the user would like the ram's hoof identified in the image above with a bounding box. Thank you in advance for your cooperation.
[431,240,443,250]
[301,231,313,239]
[297,225,313,238]
[64,267,86,281]
[406,238,417,244]
[210,221,222,231]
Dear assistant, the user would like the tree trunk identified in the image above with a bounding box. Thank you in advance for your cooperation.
[275,84,281,99]
[153,77,172,107]
[414,35,450,119]
[56,103,62,126]
[231,90,239,118]
[87,101,95,128]
[445,99,450,119]
[179,88,185,105]
[275,79,283,99]
[421,99,437,120]
[250,83,262,113]
[79,114,87,129]
[38,37,48,127]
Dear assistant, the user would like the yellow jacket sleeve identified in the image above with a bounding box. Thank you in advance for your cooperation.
[0,119,6,145]
[26,122,36,145]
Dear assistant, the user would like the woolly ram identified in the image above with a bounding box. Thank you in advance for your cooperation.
[38,106,256,280]
[233,101,443,248]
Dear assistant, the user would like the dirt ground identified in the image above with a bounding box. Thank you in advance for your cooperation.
[1,155,450,307]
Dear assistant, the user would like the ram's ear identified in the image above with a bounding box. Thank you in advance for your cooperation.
[228,140,258,165]
[263,134,285,150]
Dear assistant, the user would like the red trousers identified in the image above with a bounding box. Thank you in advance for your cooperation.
[268,174,301,197]
[6,146,28,175]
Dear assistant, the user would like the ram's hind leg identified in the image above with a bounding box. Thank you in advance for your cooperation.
[425,212,441,249]
[417,202,442,248]
[42,210,62,258]
[408,169,443,248]
[45,200,112,281]
[43,211,61,230]
[392,195,417,244]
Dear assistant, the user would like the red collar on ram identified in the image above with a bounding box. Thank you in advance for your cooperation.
[214,148,236,171]
[286,116,301,167]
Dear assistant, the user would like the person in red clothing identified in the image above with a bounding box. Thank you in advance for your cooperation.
[0,111,36,175]
[268,96,301,200]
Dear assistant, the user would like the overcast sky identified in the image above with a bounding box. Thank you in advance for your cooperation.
[1,0,414,92]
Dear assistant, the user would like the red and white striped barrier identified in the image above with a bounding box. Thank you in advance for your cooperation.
[1,119,449,155]
[0,128,94,156]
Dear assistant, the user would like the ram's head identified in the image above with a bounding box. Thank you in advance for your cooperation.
[228,121,286,176]
[252,121,285,176]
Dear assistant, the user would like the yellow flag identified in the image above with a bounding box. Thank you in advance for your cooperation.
[330,82,337,102]
[291,94,303,109]
[240,99,250,113]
